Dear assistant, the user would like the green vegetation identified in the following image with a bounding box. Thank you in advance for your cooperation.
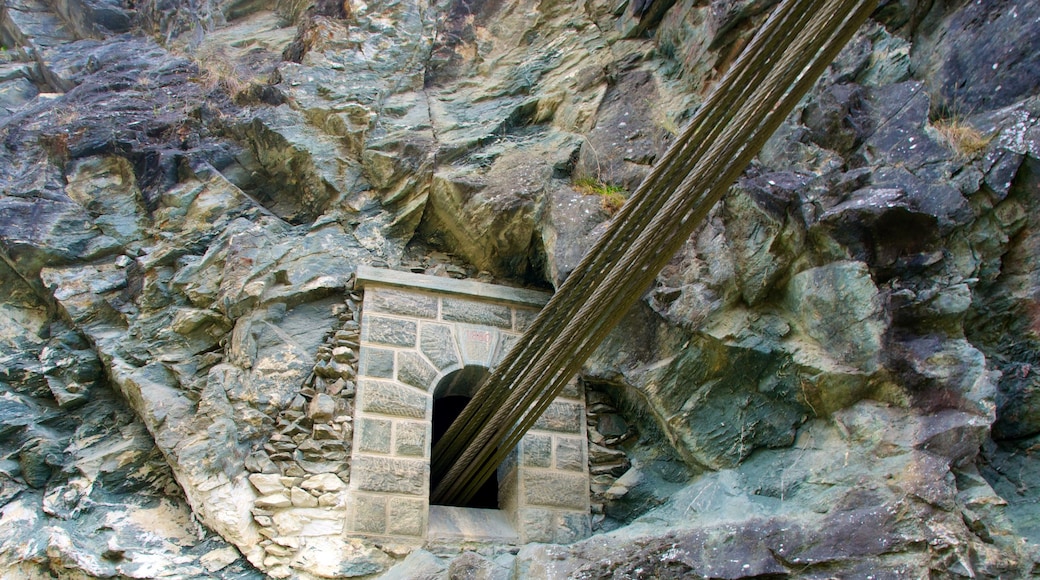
[573,176,627,215]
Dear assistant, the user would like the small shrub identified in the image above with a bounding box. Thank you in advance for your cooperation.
[574,176,627,215]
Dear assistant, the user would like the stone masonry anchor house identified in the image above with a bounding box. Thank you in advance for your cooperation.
[348,266,591,544]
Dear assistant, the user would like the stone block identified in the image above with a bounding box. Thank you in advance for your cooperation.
[492,333,519,367]
[362,315,417,347]
[784,260,884,371]
[388,498,426,537]
[398,351,438,391]
[255,493,292,509]
[522,434,552,468]
[291,486,318,508]
[458,327,497,366]
[318,493,341,507]
[312,423,340,440]
[420,323,461,371]
[518,508,554,544]
[532,401,583,433]
[442,298,512,328]
[358,381,428,419]
[556,511,591,543]
[366,288,438,318]
[249,473,285,495]
[265,555,291,569]
[354,494,387,534]
[359,347,394,378]
[270,510,303,535]
[353,456,428,496]
[332,346,356,364]
[514,307,538,332]
[265,543,294,557]
[522,472,587,510]
[597,413,629,437]
[357,417,392,454]
[200,547,241,573]
[269,536,300,549]
[559,379,582,400]
[301,473,345,492]
[395,421,427,457]
[555,437,586,472]
[308,393,336,422]
[296,510,345,536]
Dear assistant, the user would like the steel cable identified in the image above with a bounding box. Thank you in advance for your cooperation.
[431,0,878,506]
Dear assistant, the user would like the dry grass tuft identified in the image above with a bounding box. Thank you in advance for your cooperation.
[191,47,246,97]
[933,118,993,159]
[574,176,627,215]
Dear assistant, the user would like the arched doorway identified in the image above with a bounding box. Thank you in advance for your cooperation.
[430,365,498,509]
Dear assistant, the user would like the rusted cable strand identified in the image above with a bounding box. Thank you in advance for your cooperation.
[428,0,821,484]
[446,0,881,506]
[433,0,874,505]
[432,0,877,509]
[427,19,800,481]
[433,0,840,487]
[432,0,878,505]
[435,3,875,507]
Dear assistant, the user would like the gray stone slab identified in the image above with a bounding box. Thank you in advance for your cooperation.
[0,77,38,111]
[358,380,428,419]
[398,350,438,391]
[359,347,394,378]
[362,315,417,347]
[517,508,554,544]
[427,506,519,543]
[521,434,552,468]
[521,471,587,510]
[555,437,586,472]
[354,493,387,534]
[420,322,461,370]
[356,265,550,307]
[492,332,519,367]
[388,497,426,537]
[394,421,427,457]
[366,287,438,318]
[442,297,512,328]
[559,379,582,401]
[514,307,539,332]
[354,456,428,496]
[532,401,583,433]
[556,511,592,543]
[380,550,446,580]
[357,417,392,454]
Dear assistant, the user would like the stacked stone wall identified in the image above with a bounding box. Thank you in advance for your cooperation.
[348,267,591,544]
[505,379,592,543]
[241,289,363,575]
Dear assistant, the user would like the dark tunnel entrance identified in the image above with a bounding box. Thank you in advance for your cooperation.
[430,365,498,509]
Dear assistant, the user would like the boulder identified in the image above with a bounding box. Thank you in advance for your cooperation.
[784,261,886,372]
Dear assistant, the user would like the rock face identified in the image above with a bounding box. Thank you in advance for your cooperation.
[0,0,1039,578]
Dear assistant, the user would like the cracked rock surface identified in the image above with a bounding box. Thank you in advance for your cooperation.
[0,0,1039,577]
